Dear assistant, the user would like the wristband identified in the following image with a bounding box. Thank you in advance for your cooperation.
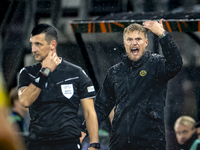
[89,143,100,149]
[31,70,49,88]
[159,30,167,39]
[41,67,51,76]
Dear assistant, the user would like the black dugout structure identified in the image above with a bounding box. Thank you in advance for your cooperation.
[70,12,200,150]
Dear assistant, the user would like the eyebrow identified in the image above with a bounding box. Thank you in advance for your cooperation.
[126,37,142,40]
[30,41,42,45]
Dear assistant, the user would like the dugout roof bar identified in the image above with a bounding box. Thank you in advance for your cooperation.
[71,18,200,33]
[71,12,200,34]
[70,12,200,90]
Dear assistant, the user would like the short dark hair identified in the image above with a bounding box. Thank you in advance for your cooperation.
[31,24,58,44]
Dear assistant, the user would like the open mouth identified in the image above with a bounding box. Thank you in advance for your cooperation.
[131,48,139,54]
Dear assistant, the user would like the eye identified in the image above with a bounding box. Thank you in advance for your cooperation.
[183,130,188,134]
[136,38,142,41]
[35,42,42,46]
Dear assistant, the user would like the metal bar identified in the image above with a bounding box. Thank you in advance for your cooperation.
[185,32,200,45]
[70,19,200,34]
[74,33,99,91]
[0,0,15,64]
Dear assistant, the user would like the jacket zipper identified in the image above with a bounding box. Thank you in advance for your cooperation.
[127,111,130,144]
[126,67,132,145]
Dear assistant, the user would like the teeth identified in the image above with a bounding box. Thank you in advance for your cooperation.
[131,48,137,51]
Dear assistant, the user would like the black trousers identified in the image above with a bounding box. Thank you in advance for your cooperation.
[27,138,81,150]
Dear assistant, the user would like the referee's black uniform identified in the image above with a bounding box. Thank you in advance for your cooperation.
[18,58,96,150]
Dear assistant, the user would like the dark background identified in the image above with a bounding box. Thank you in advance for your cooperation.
[1,0,200,149]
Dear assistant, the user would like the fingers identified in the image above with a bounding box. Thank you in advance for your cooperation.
[143,19,165,36]
[142,21,153,30]
[42,51,59,72]
[48,50,53,57]
[143,19,163,27]
[47,52,57,63]
[143,20,159,27]
[54,55,58,64]
[52,53,59,64]
[79,131,86,143]
[52,52,56,61]
[159,18,163,24]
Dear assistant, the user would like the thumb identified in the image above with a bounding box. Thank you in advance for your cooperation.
[159,18,163,25]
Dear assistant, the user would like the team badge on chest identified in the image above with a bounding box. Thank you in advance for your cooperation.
[61,84,74,99]
[140,70,147,76]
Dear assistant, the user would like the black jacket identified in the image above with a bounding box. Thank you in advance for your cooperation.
[95,34,183,150]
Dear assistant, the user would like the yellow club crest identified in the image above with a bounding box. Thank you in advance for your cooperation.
[140,70,147,76]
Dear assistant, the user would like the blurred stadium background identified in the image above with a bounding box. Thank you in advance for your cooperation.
[1,0,200,149]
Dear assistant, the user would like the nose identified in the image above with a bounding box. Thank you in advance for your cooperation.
[130,40,137,45]
[31,44,37,52]
[179,134,185,140]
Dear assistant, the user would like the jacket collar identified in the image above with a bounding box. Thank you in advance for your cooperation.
[121,51,150,68]
[54,57,66,71]
[178,133,198,149]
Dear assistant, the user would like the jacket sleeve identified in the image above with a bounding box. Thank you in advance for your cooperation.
[158,34,183,83]
[94,70,115,126]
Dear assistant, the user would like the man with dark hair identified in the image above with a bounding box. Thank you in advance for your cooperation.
[18,24,99,150]
[82,19,182,149]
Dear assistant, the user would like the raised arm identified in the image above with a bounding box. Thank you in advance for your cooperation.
[142,19,182,67]
[18,51,59,108]
[143,19,182,80]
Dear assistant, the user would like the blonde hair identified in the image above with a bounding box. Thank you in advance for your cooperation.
[174,116,196,129]
[123,23,147,39]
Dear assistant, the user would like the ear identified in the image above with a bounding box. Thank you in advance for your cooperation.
[145,39,148,47]
[123,35,126,47]
[193,127,197,133]
[50,40,57,50]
